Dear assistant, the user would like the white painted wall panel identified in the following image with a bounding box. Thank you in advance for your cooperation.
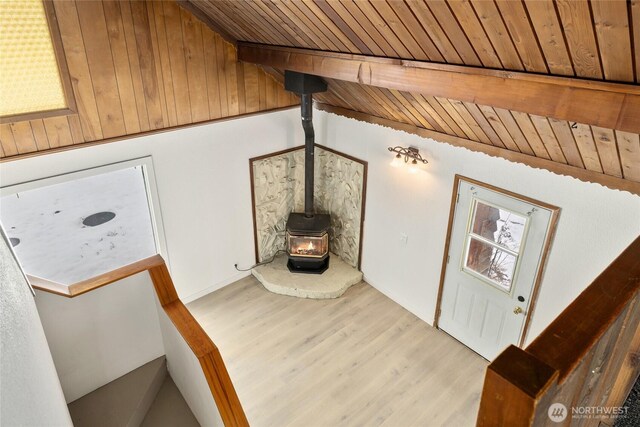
[315,110,640,344]
[0,231,72,426]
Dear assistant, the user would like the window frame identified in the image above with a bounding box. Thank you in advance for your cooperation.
[460,197,531,294]
[0,0,77,124]
[0,156,169,291]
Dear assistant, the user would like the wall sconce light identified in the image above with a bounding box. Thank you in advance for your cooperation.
[388,146,428,173]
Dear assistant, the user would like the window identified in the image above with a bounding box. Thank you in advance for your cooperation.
[0,0,75,121]
[0,158,167,287]
[462,199,528,292]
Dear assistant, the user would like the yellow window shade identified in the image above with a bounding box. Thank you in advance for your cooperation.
[0,0,67,117]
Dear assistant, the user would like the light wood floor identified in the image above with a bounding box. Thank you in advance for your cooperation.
[188,277,488,427]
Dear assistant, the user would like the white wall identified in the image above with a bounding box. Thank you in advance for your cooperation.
[0,108,301,301]
[0,231,72,426]
[315,110,640,344]
[35,272,165,403]
[156,305,224,427]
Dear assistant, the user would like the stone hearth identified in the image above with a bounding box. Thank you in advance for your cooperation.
[252,253,362,299]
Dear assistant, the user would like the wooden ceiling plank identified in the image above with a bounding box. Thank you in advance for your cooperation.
[198,1,260,42]
[317,103,640,195]
[372,87,426,128]
[315,1,380,55]
[633,0,640,83]
[0,124,19,156]
[202,30,222,119]
[400,92,447,133]
[338,82,385,118]
[120,0,151,132]
[301,0,360,53]
[421,95,468,139]
[591,0,634,82]
[234,1,294,46]
[249,1,305,47]
[76,0,127,138]
[66,115,85,144]
[462,102,506,148]
[337,0,397,57]
[360,85,414,124]
[324,81,359,112]
[492,108,535,155]
[353,1,415,59]
[447,99,493,145]
[9,122,38,154]
[383,0,445,62]
[146,1,177,127]
[387,89,437,131]
[103,1,141,135]
[523,0,574,76]
[529,115,568,164]
[178,1,237,44]
[511,111,552,159]
[273,0,339,50]
[242,63,260,113]
[572,123,604,173]
[225,1,282,45]
[494,0,548,73]
[548,118,585,169]
[421,0,482,66]
[478,105,522,153]
[615,131,640,181]
[435,97,480,141]
[591,126,623,178]
[53,0,103,140]
[237,44,640,133]
[29,119,51,151]
[555,0,603,79]
[283,0,346,51]
[404,0,462,64]
[161,1,193,125]
[446,0,502,68]
[223,41,240,116]
[260,1,319,49]
[43,116,74,148]
[0,140,5,157]
[410,93,456,135]
[181,8,211,123]
[468,0,524,71]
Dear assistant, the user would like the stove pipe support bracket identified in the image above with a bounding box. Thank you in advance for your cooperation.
[284,70,327,218]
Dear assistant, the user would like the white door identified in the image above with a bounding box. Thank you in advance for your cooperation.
[438,179,554,361]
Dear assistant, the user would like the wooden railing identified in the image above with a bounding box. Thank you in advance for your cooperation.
[477,236,640,426]
[29,255,249,427]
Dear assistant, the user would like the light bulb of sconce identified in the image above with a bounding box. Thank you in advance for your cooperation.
[408,159,419,174]
[390,153,403,168]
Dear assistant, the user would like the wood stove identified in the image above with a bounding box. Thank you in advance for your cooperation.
[284,70,329,274]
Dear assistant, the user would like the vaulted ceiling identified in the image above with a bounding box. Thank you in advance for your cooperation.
[183,0,640,194]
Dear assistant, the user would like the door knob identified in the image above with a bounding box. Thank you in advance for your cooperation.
[514,306,524,315]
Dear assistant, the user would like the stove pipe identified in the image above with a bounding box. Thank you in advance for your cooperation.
[284,71,327,218]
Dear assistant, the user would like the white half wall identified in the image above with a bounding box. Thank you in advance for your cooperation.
[35,272,165,403]
[315,110,640,344]
[0,108,301,301]
[0,230,72,426]
[156,305,224,427]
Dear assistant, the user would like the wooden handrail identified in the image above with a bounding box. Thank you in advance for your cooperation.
[477,236,640,426]
[29,255,248,426]
[27,256,165,297]
[147,258,249,427]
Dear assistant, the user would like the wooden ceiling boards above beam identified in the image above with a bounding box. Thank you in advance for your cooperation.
[237,43,640,135]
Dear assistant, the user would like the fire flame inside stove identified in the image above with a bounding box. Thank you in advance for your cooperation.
[293,240,317,255]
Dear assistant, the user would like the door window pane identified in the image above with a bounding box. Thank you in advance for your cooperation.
[465,237,516,291]
[471,201,526,252]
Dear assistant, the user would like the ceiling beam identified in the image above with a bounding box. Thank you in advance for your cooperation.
[238,43,640,134]
[315,103,640,195]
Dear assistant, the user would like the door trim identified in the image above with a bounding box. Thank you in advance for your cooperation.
[433,175,561,347]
